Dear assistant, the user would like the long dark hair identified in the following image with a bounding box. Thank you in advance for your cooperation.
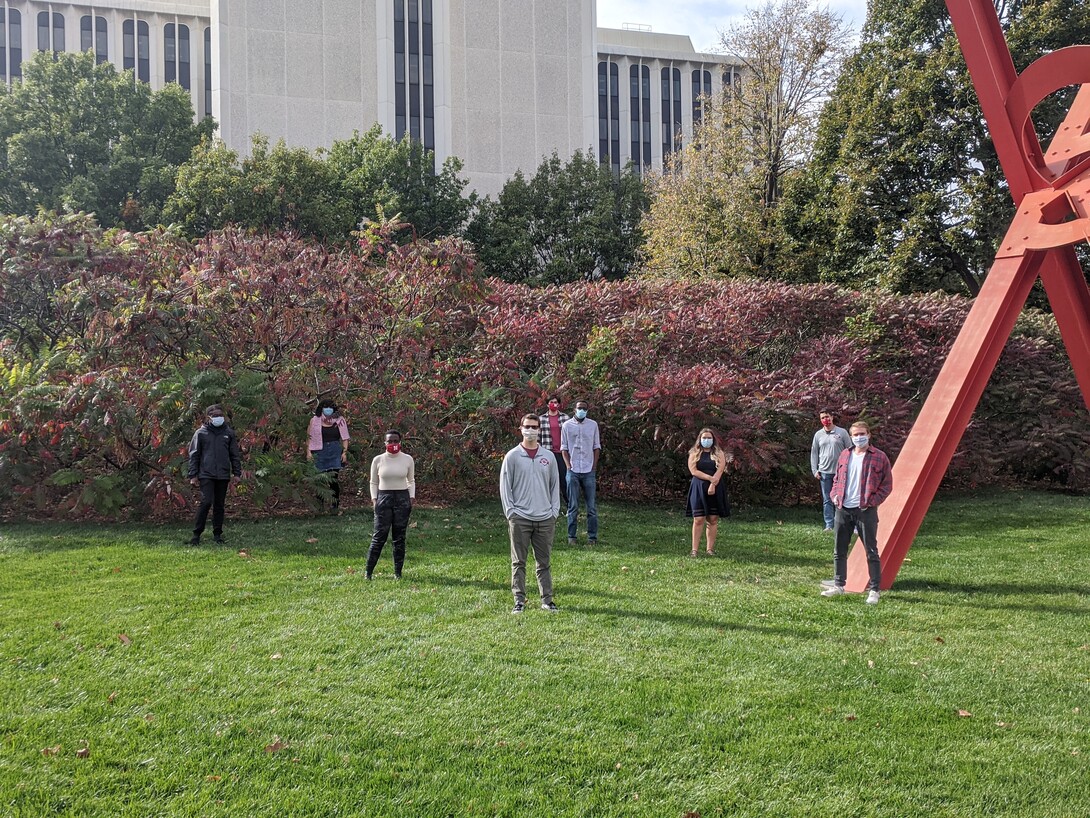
[315,399,339,418]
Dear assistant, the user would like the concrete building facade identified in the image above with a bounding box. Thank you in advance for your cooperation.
[1,0,737,195]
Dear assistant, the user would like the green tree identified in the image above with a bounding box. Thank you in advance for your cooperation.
[0,51,213,228]
[783,0,1090,295]
[467,150,649,285]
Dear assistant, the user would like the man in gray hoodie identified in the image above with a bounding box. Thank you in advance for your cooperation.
[500,413,561,614]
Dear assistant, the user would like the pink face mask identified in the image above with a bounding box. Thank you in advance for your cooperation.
[548,402,559,411]
[386,443,401,454]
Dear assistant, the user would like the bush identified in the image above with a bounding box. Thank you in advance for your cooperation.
[1,213,1086,520]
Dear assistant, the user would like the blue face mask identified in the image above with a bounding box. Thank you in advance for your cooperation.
[322,407,334,417]
[210,416,225,428]
[701,438,714,448]
[575,408,588,420]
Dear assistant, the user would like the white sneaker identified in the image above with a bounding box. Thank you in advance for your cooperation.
[820,578,837,588]
[820,585,845,597]
[865,590,880,605]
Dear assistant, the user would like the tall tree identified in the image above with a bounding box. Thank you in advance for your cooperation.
[467,150,649,285]
[0,51,213,229]
[783,0,1090,295]
[643,0,851,279]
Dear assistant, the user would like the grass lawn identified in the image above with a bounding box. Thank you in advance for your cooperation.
[1,491,1088,817]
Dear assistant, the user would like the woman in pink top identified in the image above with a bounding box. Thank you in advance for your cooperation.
[307,399,350,511]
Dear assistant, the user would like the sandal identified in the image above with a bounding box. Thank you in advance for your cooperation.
[690,550,698,558]
[706,550,715,556]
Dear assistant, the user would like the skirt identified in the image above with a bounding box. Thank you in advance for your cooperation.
[314,439,343,472]
[685,476,731,518]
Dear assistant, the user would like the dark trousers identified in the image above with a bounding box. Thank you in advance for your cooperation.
[367,490,411,576]
[193,478,230,539]
[833,505,882,591]
[552,451,568,506]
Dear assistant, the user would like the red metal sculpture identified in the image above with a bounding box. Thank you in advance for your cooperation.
[845,0,1090,591]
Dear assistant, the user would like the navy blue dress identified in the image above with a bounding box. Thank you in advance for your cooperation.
[685,450,731,518]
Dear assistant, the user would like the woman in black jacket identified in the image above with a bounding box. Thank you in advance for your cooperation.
[187,404,242,545]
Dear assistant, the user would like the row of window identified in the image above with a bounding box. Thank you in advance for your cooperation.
[2,10,213,116]
[393,0,435,151]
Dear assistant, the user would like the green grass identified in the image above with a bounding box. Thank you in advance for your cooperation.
[1,492,1088,817]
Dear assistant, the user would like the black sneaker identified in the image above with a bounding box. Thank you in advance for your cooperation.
[511,602,525,614]
[541,602,559,612]
[186,536,200,546]
[213,536,226,544]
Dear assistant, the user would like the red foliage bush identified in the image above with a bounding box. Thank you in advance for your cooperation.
[1,216,1086,520]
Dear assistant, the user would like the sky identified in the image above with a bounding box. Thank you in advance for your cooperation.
[595,0,870,51]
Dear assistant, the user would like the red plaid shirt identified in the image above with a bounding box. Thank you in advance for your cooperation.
[830,446,893,509]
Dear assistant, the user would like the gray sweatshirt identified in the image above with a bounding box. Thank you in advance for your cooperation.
[811,425,852,475]
[499,445,560,521]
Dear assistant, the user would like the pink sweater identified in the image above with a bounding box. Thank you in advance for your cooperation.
[307,416,350,451]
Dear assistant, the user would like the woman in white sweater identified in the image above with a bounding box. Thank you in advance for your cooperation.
[366,430,416,579]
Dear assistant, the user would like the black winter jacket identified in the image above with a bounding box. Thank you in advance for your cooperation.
[187,423,242,480]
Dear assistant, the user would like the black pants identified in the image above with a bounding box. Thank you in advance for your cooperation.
[367,490,411,576]
[553,451,568,506]
[193,478,230,539]
[833,505,882,591]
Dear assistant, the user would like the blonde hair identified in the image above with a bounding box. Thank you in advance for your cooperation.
[850,421,870,433]
[689,427,728,463]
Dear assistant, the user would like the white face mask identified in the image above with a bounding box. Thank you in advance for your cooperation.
[522,427,540,440]
[700,438,714,448]
[852,434,869,447]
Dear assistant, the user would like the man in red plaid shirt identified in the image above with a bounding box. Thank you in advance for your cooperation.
[538,396,570,508]
[822,421,893,605]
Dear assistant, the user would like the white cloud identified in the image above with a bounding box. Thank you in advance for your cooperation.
[595,0,868,52]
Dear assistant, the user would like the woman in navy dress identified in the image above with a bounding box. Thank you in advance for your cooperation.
[685,427,731,556]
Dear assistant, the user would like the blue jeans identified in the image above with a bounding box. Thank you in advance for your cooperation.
[833,505,882,591]
[819,472,835,528]
[566,470,598,541]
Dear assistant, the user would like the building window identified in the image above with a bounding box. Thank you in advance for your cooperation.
[81,15,107,64]
[124,20,150,83]
[204,27,212,118]
[692,69,711,126]
[722,69,739,94]
[662,67,684,158]
[165,24,191,90]
[40,11,63,55]
[630,64,652,173]
[609,62,620,173]
[2,9,23,82]
[392,0,434,149]
[598,61,608,165]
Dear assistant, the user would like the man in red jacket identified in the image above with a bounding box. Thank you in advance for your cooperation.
[821,421,893,605]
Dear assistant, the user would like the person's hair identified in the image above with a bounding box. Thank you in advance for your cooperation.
[315,398,338,417]
[850,421,870,433]
[384,429,401,441]
[546,396,560,403]
[206,404,224,416]
[521,414,540,426]
[575,399,589,408]
[688,427,726,461]
[818,408,833,418]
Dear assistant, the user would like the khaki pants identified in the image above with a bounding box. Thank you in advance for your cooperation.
[509,516,554,605]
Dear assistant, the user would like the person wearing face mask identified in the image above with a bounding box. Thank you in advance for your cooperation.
[685,427,732,556]
[500,414,560,613]
[537,396,570,509]
[560,399,601,546]
[186,404,243,545]
[822,421,893,605]
[810,409,852,531]
[367,430,415,580]
[307,399,351,512]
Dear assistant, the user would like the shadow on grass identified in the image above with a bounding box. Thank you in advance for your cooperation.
[565,602,819,640]
[424,573,628,602]
[895,578,1090,597]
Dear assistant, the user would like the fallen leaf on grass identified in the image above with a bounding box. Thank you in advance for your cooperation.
[345,567,357,575]
[107,691,119,703]
[237,550,251,558]
[53,621,63,630]
[844,714,857,722]
[270,653,283,661]
[144,714,155,722]
[867,660,875,669]
[935,636,945,644]
[305,538,318,544]
[683,812,701,818]
[40,746,61,757]
[957,709,972,718]
[409,521,418,528]
[264,737,288,754]
[995,721,1011,728]
[205,775,222,782]
[118,634,132,646]
[1078,644,1089,651]
[75,747,90,758]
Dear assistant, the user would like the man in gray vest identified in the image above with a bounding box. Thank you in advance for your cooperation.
[810,409,852,531]
[500,413,561,614]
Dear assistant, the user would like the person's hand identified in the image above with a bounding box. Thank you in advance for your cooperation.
[306,451,313,461]
[814,472,821,479]
[708,484,716,495]
[340,452,348,465]
[189,477,200,487]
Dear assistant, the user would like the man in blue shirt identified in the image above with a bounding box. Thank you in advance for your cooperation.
[561,400,601,545]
